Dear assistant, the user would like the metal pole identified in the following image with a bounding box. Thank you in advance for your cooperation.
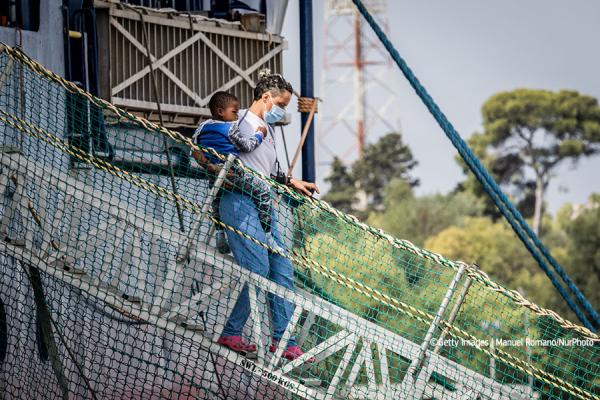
[279,126,291,169]
[433,275,474,354]
[489,338,496,379]
[177,154,236,262]
[299,0,316,182]
[525,309,533,388]
[353,9,366,158]
[62,1,72,81]
[8,0,16,25]
[518,287,534,389]
[406,263,468,377]
[288,98,318,179]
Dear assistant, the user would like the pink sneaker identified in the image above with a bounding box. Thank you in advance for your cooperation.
[269,341,315,362]
[217,336,257,354]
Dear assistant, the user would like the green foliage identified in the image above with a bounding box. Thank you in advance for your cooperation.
[322,133,418,216]
[425,217,555,308]
[352,132,418,210]
[321,157,356,214]
[308,88,600,396]
[480,89,600,147]
[551,195,600,320]
[457,89,600,232]
[368,179,485,246]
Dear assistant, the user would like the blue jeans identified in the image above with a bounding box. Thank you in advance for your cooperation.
[219,191,297,346]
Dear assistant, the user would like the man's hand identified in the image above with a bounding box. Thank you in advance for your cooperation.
[288,178,320,196]
[256,126,267,138]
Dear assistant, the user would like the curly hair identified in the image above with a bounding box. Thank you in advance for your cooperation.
[253,69,293,100]
[208,91,238,118]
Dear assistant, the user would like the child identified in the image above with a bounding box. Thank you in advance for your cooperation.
[192,91,283,253]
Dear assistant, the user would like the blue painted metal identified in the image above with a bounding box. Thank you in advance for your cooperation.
[299,0,316,183]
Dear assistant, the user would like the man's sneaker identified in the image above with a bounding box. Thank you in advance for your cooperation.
[265,232,286,254]
[215,230,230,254]
[217,336,257,354]
[269,340,315,362]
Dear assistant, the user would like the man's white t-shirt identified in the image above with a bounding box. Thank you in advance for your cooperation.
[237,109,278,176]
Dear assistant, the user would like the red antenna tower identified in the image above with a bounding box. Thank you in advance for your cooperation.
[318,0,399,169]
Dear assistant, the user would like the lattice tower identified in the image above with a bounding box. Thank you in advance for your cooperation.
[317,0,399,171]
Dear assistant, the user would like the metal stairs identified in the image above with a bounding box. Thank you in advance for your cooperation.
[0,151,535,400]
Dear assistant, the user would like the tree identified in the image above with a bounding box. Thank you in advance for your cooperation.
[322,133,418,216]
[368,179,485,246]
[352,132,418,211]
[302,212,550,381]
[465,89,600,233]
[455,135,536,221]
[425,217,555,308]
[321,157,356,214]
[556,195,600,319]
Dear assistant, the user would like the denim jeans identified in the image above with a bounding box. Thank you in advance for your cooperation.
[219,191,297,346]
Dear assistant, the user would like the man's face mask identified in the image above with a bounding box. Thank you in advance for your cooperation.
[264,94,286,124]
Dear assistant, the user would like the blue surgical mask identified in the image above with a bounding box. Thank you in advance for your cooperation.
[264,96,286,124]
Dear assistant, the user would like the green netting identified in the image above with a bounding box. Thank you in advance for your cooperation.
[0,45,598,400]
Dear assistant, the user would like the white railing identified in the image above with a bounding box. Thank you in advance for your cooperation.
[0,152,533,399]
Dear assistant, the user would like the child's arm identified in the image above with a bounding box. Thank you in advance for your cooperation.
[229,122,265,153]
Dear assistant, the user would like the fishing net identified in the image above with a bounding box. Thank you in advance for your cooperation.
[0,45,598,400]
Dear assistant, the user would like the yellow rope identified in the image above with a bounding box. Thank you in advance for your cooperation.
[0,111,198,213]
[210,218,597,400]
[0,109,597,400]
[0,44,596,342]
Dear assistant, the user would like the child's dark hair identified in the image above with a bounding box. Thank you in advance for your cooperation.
[253,69,293,100]
[208,91,238,118]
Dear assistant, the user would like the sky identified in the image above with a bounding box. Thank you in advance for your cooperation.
[279,0,600,214]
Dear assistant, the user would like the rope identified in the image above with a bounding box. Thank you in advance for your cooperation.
[135,7,186,233]
[210,219,598,400]
[1,44,597,341]
[1,108,597,400]
[288,96,318,178]
[350,0,600,331]
[297,96,318,113]
[279,125,291,170]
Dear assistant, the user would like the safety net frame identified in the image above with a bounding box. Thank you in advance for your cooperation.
[0,44,598,400]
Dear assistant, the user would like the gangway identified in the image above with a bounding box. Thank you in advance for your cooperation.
[1,44,597,400]
[0,151,535,399]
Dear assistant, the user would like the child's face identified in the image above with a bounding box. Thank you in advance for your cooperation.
[218,100,240,122]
